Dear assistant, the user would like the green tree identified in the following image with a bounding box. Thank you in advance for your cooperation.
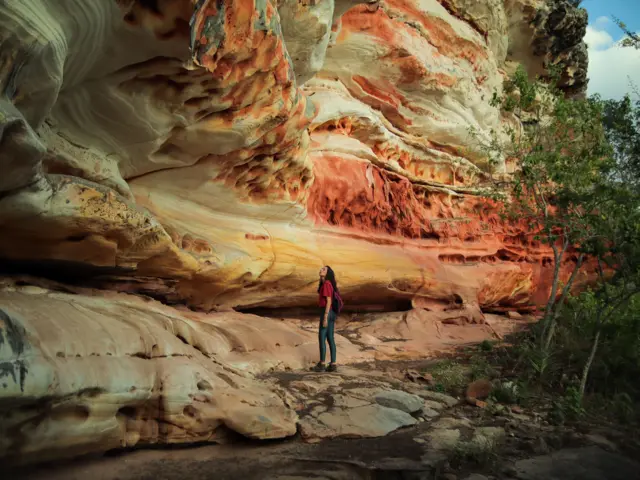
[481,66,614,352]
[570,91,640,400]
[576,184,640,399]
[600,95,640,192]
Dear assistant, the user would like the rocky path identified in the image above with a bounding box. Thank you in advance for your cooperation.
[12,364,640,480]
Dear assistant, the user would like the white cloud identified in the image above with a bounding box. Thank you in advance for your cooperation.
[584,25,614,50]
[586,24,640,100]
[593,16,611,29]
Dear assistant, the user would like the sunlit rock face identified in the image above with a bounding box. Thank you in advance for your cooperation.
[0,0,588,313]
[0,285,301,465]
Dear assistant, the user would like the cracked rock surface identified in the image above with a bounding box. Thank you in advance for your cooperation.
[0,281,521,464]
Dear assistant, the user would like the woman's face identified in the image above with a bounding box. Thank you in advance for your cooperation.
[319,266,328,279]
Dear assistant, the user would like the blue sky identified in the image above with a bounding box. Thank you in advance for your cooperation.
[582,0,640,99]
[583,0,640,40]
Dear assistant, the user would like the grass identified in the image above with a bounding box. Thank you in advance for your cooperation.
[424,348,501,397]
[450,437,500,469]
[423,326,640,433]
[427,359,470,395]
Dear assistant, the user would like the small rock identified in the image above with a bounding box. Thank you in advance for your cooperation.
[585,433,617,451]
[421,406,440,418]
[469,399,487,408]
[442,474,457,480]
[432,417,472,429]
[414,437,426,444]
[502,464,518,476]
[464,475,489,480]
[333,394,370,409]
[405,370,434,384]
[427,428,461,451]
[507,311,523,319]
[510,412,531,422]
[532,437,550,454]
[466,379,492,402]
[423,399,445,410]
[417,390,458,407]
[374,390,424,413]
[406,370,420,381]
[310,405,328,416]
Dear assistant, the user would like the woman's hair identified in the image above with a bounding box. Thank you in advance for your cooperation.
[318,265,338,293]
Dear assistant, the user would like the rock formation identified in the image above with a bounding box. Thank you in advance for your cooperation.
[0,0,589,465]
[0,0,589,313]
[0,279,518,465]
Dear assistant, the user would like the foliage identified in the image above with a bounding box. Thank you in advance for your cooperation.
[600,95,640,192]
[480,65,615,350]
[490,380,521,405]
[450,438,499,468]
[564,288,640,399]
[615,17,640,50]
[472,63,640,422]
[479,339,494,352]
[549,386,585,425]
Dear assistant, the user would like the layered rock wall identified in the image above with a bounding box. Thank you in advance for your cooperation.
[0,0,588,314]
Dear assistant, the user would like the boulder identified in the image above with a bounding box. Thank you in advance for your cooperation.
[0,290,299,466]
[300,404,417,441]
[374,390,424,414]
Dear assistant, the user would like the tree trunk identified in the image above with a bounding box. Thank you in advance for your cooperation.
[544,321,557,351]
[544,254,585,349]
[579,329,601,400]
[543,244,561,322]
[541,242,563,347]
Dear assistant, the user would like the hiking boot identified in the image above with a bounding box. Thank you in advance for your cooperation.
[310,362,326,372]
[326,363,337,372]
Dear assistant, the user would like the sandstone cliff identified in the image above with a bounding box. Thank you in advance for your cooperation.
[0,0,588,313]
[0,0,588,464]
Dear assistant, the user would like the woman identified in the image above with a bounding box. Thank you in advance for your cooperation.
[311,265,338,372]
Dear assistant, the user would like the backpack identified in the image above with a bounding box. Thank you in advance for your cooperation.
[331,288,344,314]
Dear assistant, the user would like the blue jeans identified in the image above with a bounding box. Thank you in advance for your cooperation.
[319,309,337,363]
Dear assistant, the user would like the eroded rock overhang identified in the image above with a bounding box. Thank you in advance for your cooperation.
[0,0,589,314]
